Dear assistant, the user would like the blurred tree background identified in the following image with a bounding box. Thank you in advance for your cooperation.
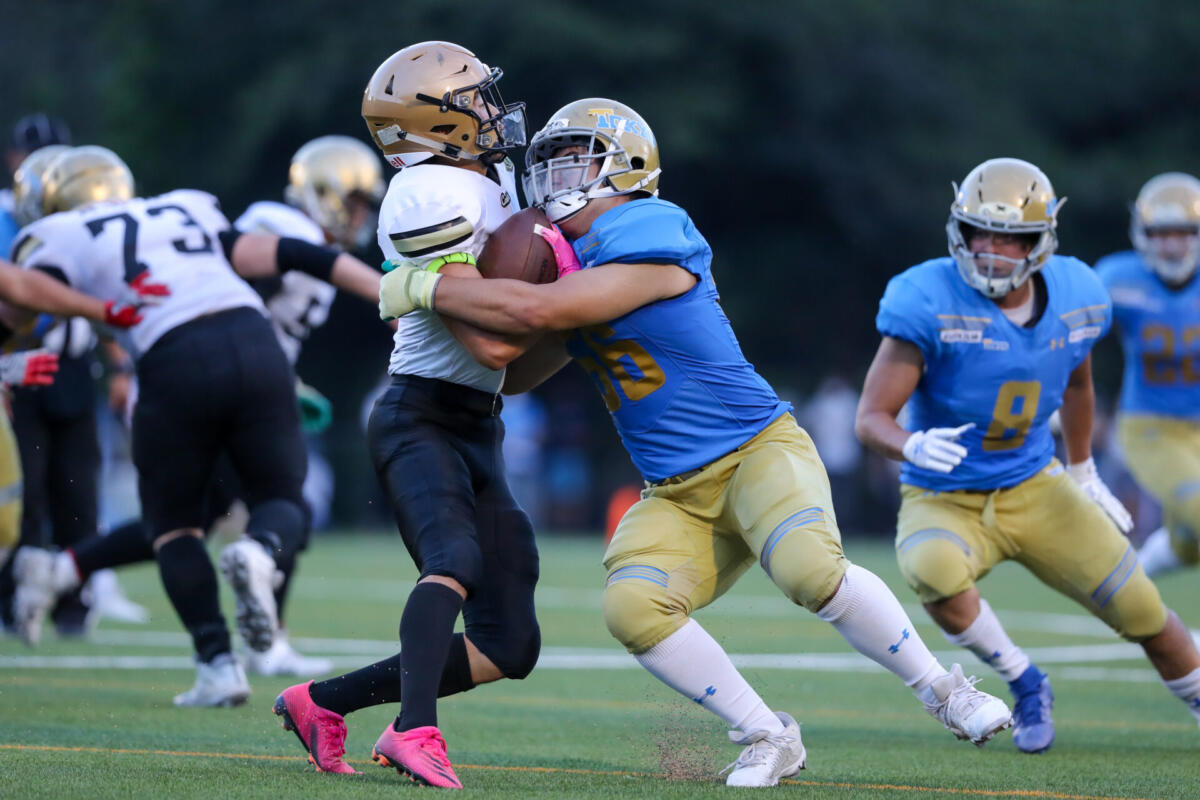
[3,0,1198,531]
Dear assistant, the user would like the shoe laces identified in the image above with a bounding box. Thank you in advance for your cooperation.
[928,671,987,722]
[314,711,349,761]
[406,727,452,764]
[719,731,793,776]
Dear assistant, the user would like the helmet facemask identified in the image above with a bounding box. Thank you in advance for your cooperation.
[947,216,1057,299]
[524,125,655,223]
[406,67,526,161]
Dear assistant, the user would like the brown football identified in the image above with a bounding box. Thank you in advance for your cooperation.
[478,206,558,284]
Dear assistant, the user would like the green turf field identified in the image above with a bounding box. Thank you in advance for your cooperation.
[1,532,1197,799]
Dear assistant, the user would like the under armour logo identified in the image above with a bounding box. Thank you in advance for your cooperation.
[888,628,910,655]
[1191,697,1200,709]
[692,685,716,705]
[981,650,1002,664]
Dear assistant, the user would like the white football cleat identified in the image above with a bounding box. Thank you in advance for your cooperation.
[173,653,251,708]
[86,569,150,624]
[924,663,1012,746]
[721,711,806,787]
[218,537,279,653]
[13,547,68,646]
[244,631,333,676]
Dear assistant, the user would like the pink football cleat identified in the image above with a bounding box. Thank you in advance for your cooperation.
[273,681,358,774]
[372,723,463,789]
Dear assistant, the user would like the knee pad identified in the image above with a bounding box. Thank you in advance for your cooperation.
[896,530,974,603]
[246,498,308,559]
[602,567,689,654]
[761,522,848,611]
[1098,568,1169,641]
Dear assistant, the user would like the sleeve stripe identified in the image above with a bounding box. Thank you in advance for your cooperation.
[388,216,474,258]
[11,234,42,265]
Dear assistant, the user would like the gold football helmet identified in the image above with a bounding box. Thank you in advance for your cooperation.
[361,41,526,169]
[41,145,134,215]
[11,144,71,226]
[523,98,661,223]
[284,135,385,246]
[946,157,1063,298]
[1129,172,1200,285]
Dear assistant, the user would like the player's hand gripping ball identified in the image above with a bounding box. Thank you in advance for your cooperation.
[478,207,564,283]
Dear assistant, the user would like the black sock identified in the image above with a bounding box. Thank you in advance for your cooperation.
[273,552,296,628]
[394,582,463,731]
[72,519,154,578]
[309,633,477,717]
[156,535,230,663]
[245,498,307,588]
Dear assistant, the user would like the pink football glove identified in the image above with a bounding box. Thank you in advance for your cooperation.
[105,272,170,328]
[533,223,581,278]
[0,349,59,387]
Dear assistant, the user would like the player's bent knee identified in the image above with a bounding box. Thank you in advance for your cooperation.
[896,532,973,603]
[602,573,688,654]
[1100,570,1169,641]
[762,527,848,611]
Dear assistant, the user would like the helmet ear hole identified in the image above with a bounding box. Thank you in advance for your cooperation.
[630,157,645,170]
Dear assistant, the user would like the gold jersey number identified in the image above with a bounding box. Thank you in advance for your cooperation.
[1141,324,1200,385]
[983,380,1042,452]
[574,325,666,412]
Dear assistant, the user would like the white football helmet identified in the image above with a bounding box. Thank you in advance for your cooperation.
[523,98,661,223]
[946,158,1063,298]
[1129,172,1200,285]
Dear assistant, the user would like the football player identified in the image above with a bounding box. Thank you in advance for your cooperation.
[5,144,382,706]
[855,158,1200,753]
[11,136,388,675]
[1095,173,1200,579]
[377,98,1012,788]
[272,41,537,786]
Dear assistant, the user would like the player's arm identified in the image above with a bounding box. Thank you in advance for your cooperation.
[222,231,381,305]
[1059,354,1095,465]
[1060,353,1133,532]
[501,334,571,395]
[435,260,540,370]
[0,261,118,329]
[856,336,973,474]
[381,261,697,333]
[855,336,924,460]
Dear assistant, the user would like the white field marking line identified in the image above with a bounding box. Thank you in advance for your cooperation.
[0,641,1172,681]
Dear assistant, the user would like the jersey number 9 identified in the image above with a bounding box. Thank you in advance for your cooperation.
[982,380,1042,452]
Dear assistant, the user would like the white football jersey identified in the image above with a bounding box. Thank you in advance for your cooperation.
[12,189,263,358]
[234,201,335,364]
[378,159,519,393]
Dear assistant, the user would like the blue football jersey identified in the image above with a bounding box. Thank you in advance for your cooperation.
[876,256,1111,491]
[564,197,790,482]
[1096,250,1200,420]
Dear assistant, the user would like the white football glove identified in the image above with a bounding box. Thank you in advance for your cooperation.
[902,423,974,474]
[1067,457,1134,533]
[378,260,440,320]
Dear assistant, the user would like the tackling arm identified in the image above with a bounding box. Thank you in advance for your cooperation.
[855,336,925,460]
[382,261,698,333]
[435,261,540,370]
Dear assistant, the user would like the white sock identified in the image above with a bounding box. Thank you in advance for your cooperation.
[816,564,945,698]
[943,598,1031,682]
[636,618,784,735]
[1139,527,1182,578]
[55,552,83,592]
[1164,666,1200,727]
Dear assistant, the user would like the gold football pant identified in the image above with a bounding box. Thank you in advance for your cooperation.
[1118,413,1200,566]
[602,414,849,654]
[0,409,22,549]
[895,460,1166,642]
